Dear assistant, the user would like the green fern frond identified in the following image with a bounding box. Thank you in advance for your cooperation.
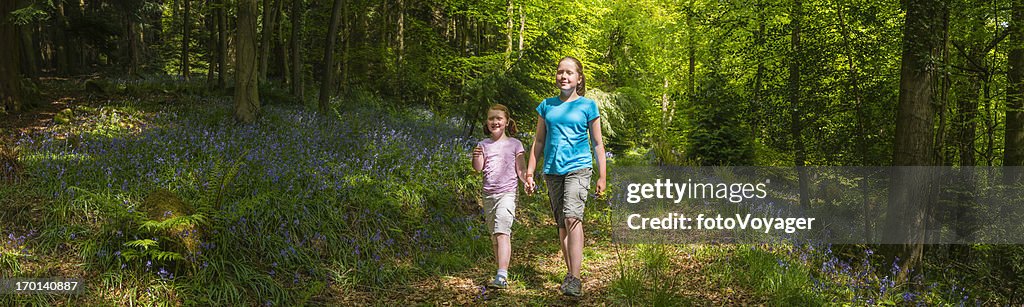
[123,239,159,250]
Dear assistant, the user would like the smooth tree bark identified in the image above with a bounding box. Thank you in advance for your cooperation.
[1,0,23,113]
[1005,0,1024,182]
[885,0,948,282]
[235,0,261,123]
[182,0,191,80]
[291,0,303,98]
[318,0,343,113]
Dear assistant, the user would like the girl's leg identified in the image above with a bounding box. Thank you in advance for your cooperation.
[566,218,584,278]
[558,227,569,271]
[494,233,511,270]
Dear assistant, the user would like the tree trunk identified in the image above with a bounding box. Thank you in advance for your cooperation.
[259,0,281,83]
[128,18,143,76]
[53,1,70,74]
[318,0,344,113]
[218,0,228,88]
[686,2,695,98]
[789,0,809,208]
[182,0,191,80]
[340,1,350,94]
[207,0,217,87]
[506,0,513,64]
[518,4,524,55]
[397,0,404,64]
[15,0,36,82]
[291,0,303,99]
[1005,0,1024,182]
[751,0,765,138]
[1,0,24,113]
[235,0,261,123]
[885,0,947,282]
[274,1,288,84]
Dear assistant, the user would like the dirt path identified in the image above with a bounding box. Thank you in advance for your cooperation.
[325,197,761,305]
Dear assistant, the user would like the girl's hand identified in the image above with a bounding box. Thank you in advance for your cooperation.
[595,176,607,197]
[472,145,483,157]
[525,175,536,195]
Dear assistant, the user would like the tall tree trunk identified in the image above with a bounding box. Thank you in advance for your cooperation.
[1005,0,1024,182]
[129,19,144,76]
[340,1,350,94]
[789,0,809,208]
[218,0,228,88]
[274,1,288,84]
[235,0,261,123]
[259,0,281,83]
[207,0,217,87]
[686,1,695,98]
[885,0,947,282]
[751,0,766,146]
[182,0,191,80]
[318,0,343,113]
[1,0,24,113]
[291,0,303,98]
[397,0,404,63]
[506,0,513,58]
[16,0,36,82]
[518,4,524,56]
[54,1,70,75]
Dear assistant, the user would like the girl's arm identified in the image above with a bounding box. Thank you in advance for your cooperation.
[525,116,546,193]
[589,118,607,196]
[472,144,485,172]
[515,151,528,193]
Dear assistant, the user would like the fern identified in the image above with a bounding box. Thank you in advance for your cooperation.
[198,148,250,213]
[123,239,159,250]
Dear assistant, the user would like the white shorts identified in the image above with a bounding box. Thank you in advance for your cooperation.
[484,192,517,235]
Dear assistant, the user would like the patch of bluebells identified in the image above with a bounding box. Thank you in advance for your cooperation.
[777,241,971,306]
[18,101,483,291]
[3,230,37,256]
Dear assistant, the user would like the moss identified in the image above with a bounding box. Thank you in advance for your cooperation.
[54,108,74,124]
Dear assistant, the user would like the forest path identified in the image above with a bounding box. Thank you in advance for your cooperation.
[328,193,763,305]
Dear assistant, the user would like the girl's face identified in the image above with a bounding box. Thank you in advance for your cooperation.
[556,59,581,93]
[486,109,508,137]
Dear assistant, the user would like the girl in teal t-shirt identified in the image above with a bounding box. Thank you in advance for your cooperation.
[525,56,607,297]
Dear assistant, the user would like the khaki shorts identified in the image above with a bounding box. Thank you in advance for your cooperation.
[544,168,592,228]
[484,192,517,235]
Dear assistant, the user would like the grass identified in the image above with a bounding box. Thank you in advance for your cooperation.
[1,77,491,305]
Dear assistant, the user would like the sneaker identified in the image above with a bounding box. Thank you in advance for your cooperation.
[488,275,508,289]
[562,275,582,297]
[559,274,570,293]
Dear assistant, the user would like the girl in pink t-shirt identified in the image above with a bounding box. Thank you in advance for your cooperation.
[471,104,528,289]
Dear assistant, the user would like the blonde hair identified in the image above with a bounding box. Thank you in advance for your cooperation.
[483,104,518,136]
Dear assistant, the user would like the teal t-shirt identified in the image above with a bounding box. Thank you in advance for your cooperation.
[536,96,601,175]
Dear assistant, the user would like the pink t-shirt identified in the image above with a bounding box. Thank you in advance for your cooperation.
[479,137,525,195]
